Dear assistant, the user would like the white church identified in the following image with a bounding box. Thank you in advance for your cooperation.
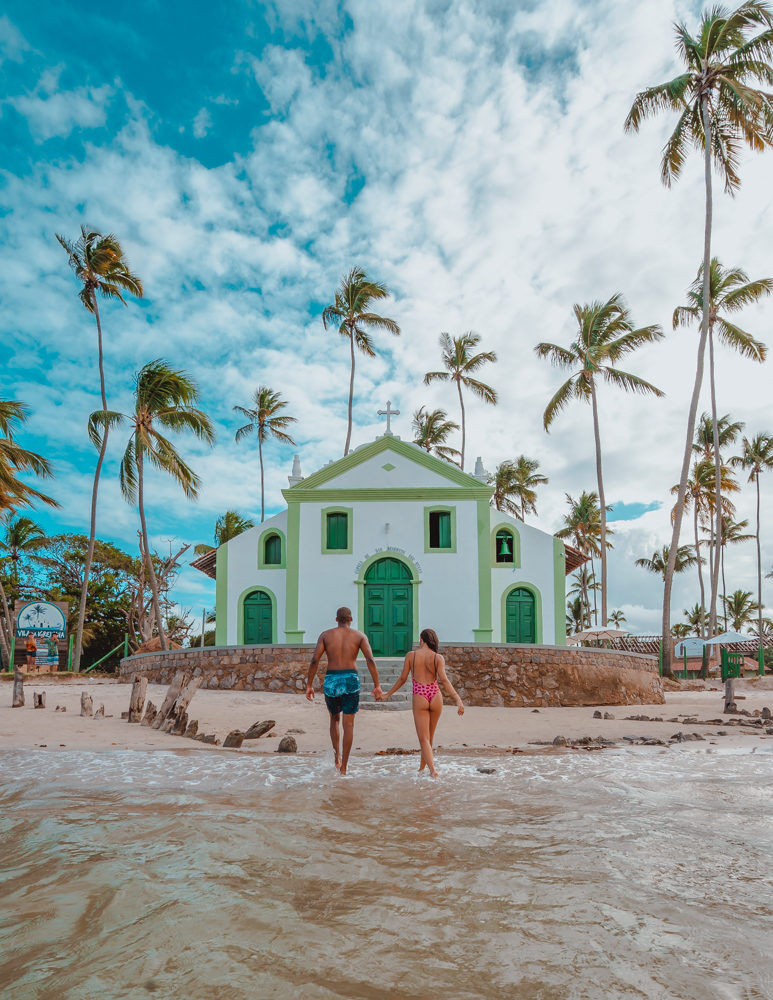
[194,419,580,653]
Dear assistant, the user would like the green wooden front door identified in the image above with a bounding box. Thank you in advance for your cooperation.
[364,558,413,656]
[243,590,273,644]
[505,588,536,643]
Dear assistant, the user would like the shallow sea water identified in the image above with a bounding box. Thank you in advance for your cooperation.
[1,747,773,1000]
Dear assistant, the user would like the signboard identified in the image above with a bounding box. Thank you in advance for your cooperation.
[15,601,67,670]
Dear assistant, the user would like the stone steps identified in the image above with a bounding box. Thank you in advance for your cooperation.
[358,658,411,711]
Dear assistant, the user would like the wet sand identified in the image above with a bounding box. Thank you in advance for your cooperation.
[2,675,772,754]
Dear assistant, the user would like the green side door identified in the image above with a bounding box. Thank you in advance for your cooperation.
[364,558,412,656]
[244,590,273,644]
[506,588,536,643]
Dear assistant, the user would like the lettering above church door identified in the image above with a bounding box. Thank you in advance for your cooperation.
[364,558,412,657]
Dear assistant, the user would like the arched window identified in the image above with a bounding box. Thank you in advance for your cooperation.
[496,529,514,563]
[264,534,281,565]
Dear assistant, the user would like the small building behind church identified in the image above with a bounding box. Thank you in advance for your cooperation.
[193,433,582,653]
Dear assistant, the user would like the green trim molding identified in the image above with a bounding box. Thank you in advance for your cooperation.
[354,552,421,645]
[473,498,493,641]
[284,501,303,641]
[283,487,492,503]
[553,536,566,646]
[501,582,543,644]
[490,521,521,568]
[423,505,457,553]
[321,505,354,554]
[257,527,287,569]
[236,584,279,645]
[215,542,228,645]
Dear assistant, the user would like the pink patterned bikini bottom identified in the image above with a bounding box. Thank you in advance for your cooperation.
[412,680,440,704]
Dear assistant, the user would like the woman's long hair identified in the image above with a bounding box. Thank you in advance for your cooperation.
[420,628,439,652]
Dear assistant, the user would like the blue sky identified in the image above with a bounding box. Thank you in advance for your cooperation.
[2,0,773,632]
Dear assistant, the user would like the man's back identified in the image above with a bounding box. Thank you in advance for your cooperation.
[321,625,366,671]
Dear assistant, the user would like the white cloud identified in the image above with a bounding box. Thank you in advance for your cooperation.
[192,106,212,138]
[7,67,114,140]
[0,14,29,65]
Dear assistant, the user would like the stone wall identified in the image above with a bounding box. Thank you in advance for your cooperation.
[119,642,663,707]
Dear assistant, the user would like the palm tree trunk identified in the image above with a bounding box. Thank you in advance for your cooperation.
[259,433,265,523]
[694,505,706,638]
[0,577,12,665]
[756,472,763,642]
[590,379,607,625]
[344,329,356,456]
[73,297,109,673]
[721,540,728,632]
[662,95,713,675]
[590,556,598,626]
[708,327,722,637]
[137,452,167,652]
[457,379,466,472]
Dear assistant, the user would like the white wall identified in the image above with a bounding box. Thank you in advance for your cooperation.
[226,510,288,644]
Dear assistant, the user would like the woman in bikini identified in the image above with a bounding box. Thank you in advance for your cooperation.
[381,628,464,777]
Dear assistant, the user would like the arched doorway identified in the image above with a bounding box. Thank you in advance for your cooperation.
[505,588,536,644]
[243,590,273,644]
[364,558,413,656]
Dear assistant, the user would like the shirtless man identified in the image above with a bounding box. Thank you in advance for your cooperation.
[306,607,383,775]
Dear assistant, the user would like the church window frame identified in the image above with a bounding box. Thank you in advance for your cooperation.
[258,528,286,570]
[490,522,521,568]
[321,506,353,555]
[424,506,457,553]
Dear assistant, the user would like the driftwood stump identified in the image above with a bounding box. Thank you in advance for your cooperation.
[244,720,276,739]
[223,730,245,748]
[141,701,158,727]
[152,671,190,729]
[33,691,46,709]
[128,675,148,724]
[169,710,188,736]
[183,720,199,739]
[94,704,105,719]
[724,679,737,714]
[12,668,24,708]
[158,677,201,732]
[80,692,93,717]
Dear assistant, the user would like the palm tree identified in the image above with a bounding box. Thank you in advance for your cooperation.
[556,492,613,626]
[675,261,769,634]
[692,412,745,460]
[683,602,708,636]
[0,514,46,588]
[536,295,663,626]
[635,544,698,580]
[412,407,460,463]
[491,456,548,521]
[194,510,255,556]
[322,267,400,456]
[89,360,215,651]
[424,332,497,471]
[625,2,773,671]
[568,565,600,628]
[57,226,143,672]
[234,387,297,522]
[566,596,588,634]
[707,515,755,629]
[731,433,773,643]
[608,609,627,627]
[672,622,693,639]
[721,589,761,632]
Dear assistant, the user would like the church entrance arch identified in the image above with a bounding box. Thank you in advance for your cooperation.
[364,558,413,657]
[505,587,536,644]
[243,590,273,644]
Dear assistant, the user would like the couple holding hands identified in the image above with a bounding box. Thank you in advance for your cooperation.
[306,607,464,776]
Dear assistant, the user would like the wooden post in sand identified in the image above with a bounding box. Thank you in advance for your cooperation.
[12,668,24,707]
[33,691,45,709]
[161,677,201,733]
[724,678,736,714]
[140,701,158,727]
[80,692,93,717]
[128,675,148,723]
[152,671,189,729]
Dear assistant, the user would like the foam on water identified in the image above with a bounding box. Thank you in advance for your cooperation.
[1,748,772,999]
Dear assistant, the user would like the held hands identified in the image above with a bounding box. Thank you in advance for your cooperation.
[372,685,385,702]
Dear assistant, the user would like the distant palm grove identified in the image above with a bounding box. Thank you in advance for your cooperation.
[1,2,772,678]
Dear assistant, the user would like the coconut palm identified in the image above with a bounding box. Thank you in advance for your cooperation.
[675,261,769,634]
[412,407,460,463]
[683,603,708,636]
[491,456,548,521]
[322,267,400,456]
[568,565,600,628]
[721,589,761,632]
[625,2,773,671]
[194,510,256,556]
[0,515,46,588]
[672,622,693,639]
[556,492,613,626]
[706,516,755,629]
[608,609,627,627]
[536,295,663,625]
[89,360,215,652]
[424,332,497,471]
[635,544,699,580]
[234,387,297,522]
[57,226,144,671]
[566,596,588,633]
[731,433,773,642]
[692,412,745,460]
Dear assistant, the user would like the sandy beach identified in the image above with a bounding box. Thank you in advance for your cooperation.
[2,674,772,755]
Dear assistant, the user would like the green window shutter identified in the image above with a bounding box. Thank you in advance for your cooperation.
[429,511,451,549]
[327,512,348,550]
[264,534,281,565]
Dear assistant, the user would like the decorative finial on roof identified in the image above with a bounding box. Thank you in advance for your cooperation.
[288,454,304,486]
[377,400,400,435]
[473,456,489,482]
